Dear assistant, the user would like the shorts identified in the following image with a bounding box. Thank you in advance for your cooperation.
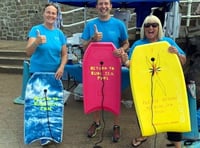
[167,132,182,142]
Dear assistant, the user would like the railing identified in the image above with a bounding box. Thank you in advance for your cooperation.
[60,7,136,31]
[59,0,200,34]
[61,7,86,27]
[180,0,200,26]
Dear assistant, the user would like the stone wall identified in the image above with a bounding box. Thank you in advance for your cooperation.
[0,0,87,40]
[0,0,45,40]
[0,0,136,41]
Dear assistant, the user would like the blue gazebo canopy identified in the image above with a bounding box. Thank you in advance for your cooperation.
[50,0,180,38]
[49,0,179,8]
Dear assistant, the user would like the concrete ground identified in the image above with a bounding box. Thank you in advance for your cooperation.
[0,40,172,148]
[0,73,170,148]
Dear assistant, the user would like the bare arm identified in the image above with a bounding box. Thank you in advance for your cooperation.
[119,39,130,52]
[25,30,46,56]
[25,38,39,57]
[177,54,186,65]
[168,46,186,65]
[121,52,130,67]
[113,39,130,58]
[55,45,68,79]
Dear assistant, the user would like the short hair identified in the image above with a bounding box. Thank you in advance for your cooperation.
[140,15,164,40]
[43,3,58,15]
[96,0,111,4]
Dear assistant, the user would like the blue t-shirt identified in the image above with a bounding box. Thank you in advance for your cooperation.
[81,17,128,49]
[28,24,67,73]
[128,37,185,59]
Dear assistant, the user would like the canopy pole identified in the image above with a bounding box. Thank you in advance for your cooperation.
[172,1,179,40]
[84,7,87,26]
[186,0,193,27]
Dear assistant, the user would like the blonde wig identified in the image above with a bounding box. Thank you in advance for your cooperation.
[140,15,164,40]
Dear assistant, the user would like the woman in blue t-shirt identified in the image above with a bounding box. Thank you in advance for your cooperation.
[26,3,67,80]
[121,15,186,148]
[25,3,67,146]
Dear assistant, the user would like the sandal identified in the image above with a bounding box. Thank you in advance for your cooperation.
[131,137,147,147]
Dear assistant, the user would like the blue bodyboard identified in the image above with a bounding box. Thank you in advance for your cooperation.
[183,90,199,139]
[24,72,64,144]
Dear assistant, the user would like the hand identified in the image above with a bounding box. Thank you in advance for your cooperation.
[168,46,186,65]
[121,52,129,64]
[113,48,124,57]
[35,29,46,44]
[55,67,64,80]
[168,46,178,55]
[91,24,102,41]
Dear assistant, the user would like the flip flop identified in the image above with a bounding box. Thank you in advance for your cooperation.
[131,137,147,147]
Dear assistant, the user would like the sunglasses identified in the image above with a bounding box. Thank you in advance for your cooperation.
[144,23,159,28]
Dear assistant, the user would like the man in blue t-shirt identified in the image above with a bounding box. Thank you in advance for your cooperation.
[81,0,129,143]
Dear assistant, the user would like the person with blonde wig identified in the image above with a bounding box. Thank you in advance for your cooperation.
[121,15,186,148]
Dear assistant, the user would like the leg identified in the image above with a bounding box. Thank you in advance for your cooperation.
[114,114,119,125]
[112,114,120,142]
[87,111,101,138]
[131,115,148,147]
[173,141,182,148]
[167,132,182,148]
[93,111,101,124]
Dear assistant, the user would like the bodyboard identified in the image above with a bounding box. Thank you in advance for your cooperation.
[24,72,64,144]
[183,82,199,140]
[83,42,121,115]
[13,60,30,104]
[130,41,190,136]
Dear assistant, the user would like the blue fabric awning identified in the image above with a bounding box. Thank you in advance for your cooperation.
[49,0,179,28]
[49,0,179,8]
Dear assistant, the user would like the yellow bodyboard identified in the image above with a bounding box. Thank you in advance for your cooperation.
[130,41,190,136]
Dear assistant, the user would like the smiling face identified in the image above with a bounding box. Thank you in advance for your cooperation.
[43,4,58,27]
[144,21,159,42]
[140,15,163,42]
[96,0,112,20]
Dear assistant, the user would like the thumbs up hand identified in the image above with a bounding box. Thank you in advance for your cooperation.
[94,24,98,33]
[35,29,46,44]
[91,24,102,42]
